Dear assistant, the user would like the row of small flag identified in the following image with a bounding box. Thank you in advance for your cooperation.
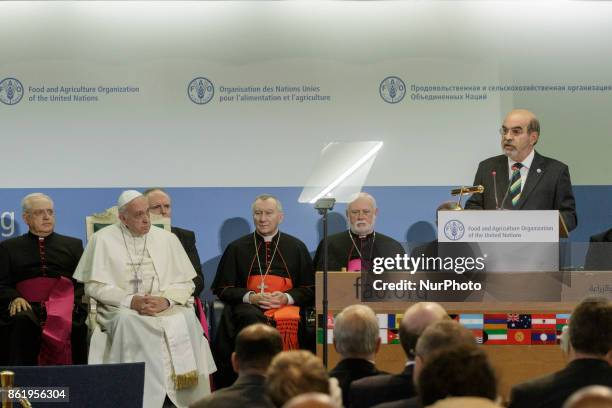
[316,312,570,346]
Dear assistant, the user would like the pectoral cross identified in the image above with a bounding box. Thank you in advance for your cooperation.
[129,275,142,294]
[258,282,268,293]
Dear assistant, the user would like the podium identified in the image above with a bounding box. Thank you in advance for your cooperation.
[315,271,611,402]
[438,210,566,273]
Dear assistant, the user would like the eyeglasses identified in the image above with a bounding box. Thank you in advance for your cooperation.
[499,126,528,137]
[29,209,54,217]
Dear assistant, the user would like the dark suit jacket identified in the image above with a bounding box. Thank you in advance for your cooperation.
[350,364,415,408]
[189,374,274,408]
[329,358,385,408]
[464,151,577,232]
[171,226,204,296]
[373,396,420,408]
[508,359,612,408]
[584,228,612,270]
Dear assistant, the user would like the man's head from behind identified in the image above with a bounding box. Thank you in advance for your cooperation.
[399,302,449,360]
[266,350,329,407]
[347,193,378,237]
[144,188,171,218]
[118,191,151,237]
[414,320,476,382]
[333,304,380,360]
[21,193,55,237]
[232,323,283,375]
[417,345,497,407]
[569,297,612,362]
[563,385,612,408]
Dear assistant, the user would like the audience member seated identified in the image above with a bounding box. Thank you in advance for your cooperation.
[266,350,333,408]
[74,190,216,408]
[0,193,87,366]
[563,386,612,408]
[283,392,339,408]
[372,320,477,408]
[350,302,449,408]
[509,297,612,408]
[584,228,612,271]
[329,304,385,407]
[190,323,282,408]
[417,345,501,408]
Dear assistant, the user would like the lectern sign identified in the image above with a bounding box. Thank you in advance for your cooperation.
[438,210,559,243]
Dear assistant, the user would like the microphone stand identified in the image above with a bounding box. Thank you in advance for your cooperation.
[314,198,335,368]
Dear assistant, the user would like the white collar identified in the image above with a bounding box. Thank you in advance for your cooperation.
[508,149,535,170]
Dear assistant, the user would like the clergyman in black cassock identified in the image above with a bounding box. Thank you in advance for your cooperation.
[0,193,87,366]
[314,192,405,272]
[211,195,314,388]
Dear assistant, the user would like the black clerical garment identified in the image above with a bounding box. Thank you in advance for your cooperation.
[212,231,314,305]
[314,230,405,272]
[0,231,87,365]
[211,231,314,389]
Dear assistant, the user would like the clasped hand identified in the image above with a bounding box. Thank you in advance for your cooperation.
[249,291,288,310]
[131,294,170,315]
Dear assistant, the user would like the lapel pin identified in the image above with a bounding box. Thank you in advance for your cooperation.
[536,168,542,174]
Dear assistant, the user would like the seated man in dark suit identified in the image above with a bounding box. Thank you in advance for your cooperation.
[329,304,384,407]
[584,228,612,270]
[372,320,477,408]
[509,297,612,408]
[144,188,204,296]
[417,345,500,408]
[190,323,282,408]
[350,302,448,408]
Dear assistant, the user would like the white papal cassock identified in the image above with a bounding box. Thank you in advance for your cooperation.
[74,223,216,408]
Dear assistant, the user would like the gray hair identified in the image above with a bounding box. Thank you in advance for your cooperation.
[143,187,169,197]
[415,320,475,359]
[347,192,377,211]
[21,193,54,213]
[333,304,379,357]
[251,194,283,213]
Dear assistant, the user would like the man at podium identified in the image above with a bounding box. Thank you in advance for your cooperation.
[465,109,577,232]
[313,192,405,272]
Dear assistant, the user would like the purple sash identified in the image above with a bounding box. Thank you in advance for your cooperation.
[194,297,210,339]
[16,277,74,365]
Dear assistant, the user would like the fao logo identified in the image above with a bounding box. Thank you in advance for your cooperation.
[0,78,24,105]
[444,220,465,241]
[379,76,405,104]
[188,77,214,104]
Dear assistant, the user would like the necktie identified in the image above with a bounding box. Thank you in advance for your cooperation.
[509,163,523,207]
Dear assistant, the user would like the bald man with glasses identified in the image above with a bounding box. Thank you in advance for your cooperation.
[465,109,577,232]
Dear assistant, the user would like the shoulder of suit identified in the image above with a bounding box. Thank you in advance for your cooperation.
[533,151,569,170]
[478,154,507,167]
[279,231,309,248]
[171,226,195,237]
[52,232,83,245]
[375,231,402,244]
[590,228,612,242]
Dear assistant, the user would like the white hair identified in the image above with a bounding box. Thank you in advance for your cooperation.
[21,193,54,213]
[333,304,379,357]
[251,194,283,213]
[347,192,377,211]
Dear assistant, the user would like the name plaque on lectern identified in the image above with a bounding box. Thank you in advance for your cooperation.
[438,210,560,272]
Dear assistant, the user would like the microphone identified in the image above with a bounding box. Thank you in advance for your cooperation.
[450,185,484,196]
[492,170,499,209]
[499,164,518,210]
